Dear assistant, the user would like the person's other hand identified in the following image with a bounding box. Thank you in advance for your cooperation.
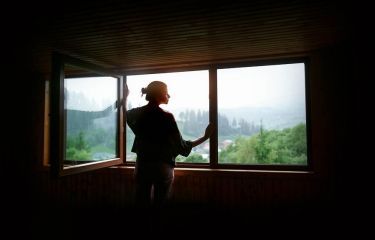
[120,83,129,109]
[204,123,214,138]
[124,83,129,98]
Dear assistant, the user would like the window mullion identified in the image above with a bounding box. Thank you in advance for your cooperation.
[209,66,218,168]
[119,75,125,164]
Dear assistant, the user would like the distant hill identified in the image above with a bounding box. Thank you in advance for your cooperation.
[159,105,306,131]
[219,106,306,130]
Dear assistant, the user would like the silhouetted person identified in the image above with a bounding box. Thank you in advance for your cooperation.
[122,81,213,233]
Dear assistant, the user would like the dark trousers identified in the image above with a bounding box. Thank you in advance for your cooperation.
[134,161,174,208]
[134,161,174,233]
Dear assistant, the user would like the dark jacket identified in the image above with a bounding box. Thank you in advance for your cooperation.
[126,104,192,166]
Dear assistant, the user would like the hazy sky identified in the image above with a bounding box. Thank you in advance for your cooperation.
[218,63,306,109]
[128,63,306,110]
[65,63,306,111]
[127,70,209,111]
[65,76,117,111]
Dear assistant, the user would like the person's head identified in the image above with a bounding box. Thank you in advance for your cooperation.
[142,81,170,104]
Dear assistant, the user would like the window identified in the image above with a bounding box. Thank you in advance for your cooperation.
[64,76,117,161]
[49,54,310,176]
[50,53,124,176]
[126,70,210,164]
[217,63,309,167]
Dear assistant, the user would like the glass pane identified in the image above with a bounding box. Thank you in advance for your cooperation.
[64,76,117,166]
[126,70,209,163]
[218,63,307,165]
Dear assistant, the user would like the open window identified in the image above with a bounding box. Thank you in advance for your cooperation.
[50,53,124,176]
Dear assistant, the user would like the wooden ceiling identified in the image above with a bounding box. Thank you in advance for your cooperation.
[28,0,348,74]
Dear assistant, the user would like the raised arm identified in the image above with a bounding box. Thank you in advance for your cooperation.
[121,82,129,115]
[190,123,214,147]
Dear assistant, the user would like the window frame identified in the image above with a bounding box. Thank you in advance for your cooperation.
[123,68,212,167]
[122,57,312,171]
[48,54,312,176]
[213,58,312,171]
[50,53,125,177]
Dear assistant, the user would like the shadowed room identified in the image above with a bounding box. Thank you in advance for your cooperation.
[2,0,366,238]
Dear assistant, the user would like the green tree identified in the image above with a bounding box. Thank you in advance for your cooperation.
[219,138,240,163]
[76,132,89,150]
[176,153,208,163]
[66,131,91,160]
[232,118,238,128]
[219,123,307,165]
[287,123,307,156]
[239,118,251,135]
[236,136,257,164]
[66,148,91,160]
[254,125,271,163]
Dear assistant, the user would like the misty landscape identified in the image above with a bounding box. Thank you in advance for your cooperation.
[63,63,308,165]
